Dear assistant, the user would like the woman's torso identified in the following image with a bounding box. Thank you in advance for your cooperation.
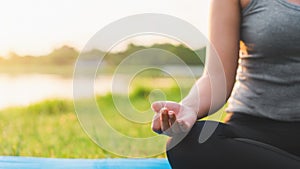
[226,0,300,121]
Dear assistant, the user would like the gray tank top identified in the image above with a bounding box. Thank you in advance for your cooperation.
[226,0,300,121]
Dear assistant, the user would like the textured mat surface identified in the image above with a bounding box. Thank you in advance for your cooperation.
[0,156,171,169]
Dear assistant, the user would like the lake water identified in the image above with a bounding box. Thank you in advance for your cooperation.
[0,66,202,110]
[0,74,114,110]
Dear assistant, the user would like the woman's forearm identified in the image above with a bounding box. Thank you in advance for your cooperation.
[180,74,231,119]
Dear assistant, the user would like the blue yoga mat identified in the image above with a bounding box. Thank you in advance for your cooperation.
[0,156,171,169]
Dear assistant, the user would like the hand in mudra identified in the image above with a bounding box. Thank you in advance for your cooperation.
[151,101,198,136]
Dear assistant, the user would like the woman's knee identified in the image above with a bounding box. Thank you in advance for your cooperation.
[166,121,227,168]
[167,121,226,150]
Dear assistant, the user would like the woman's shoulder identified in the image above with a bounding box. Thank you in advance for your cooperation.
[212,0,251,11]
[240,0,252,10]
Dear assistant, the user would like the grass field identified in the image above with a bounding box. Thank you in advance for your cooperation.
[0,79,227,158]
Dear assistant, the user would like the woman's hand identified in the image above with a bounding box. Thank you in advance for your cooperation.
[151,101,198,136]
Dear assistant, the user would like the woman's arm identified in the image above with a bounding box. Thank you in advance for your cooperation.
[152,0,241,135]
[182,0,241,118]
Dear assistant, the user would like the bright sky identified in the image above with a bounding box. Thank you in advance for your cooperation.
[0,0,210,56]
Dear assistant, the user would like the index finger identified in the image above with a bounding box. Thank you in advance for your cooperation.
[151,101,181,113]
[151,101,165,113]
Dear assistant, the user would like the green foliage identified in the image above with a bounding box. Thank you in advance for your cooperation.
[0,80,227,158]
[107,43,205,66]
[3,46,78,65]
[0,105,105,158]
[130,86,152,98]
[0,43,206,76]
[26,100,74,115]
[0,46,78,75]
[43,45,79,65]
[151,44,204,65]
[0,81,186,158]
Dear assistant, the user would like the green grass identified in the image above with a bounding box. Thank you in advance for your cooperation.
[0,79,227,158]
[0,100,101,158]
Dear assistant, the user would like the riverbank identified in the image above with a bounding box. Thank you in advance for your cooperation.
[0,83,227,158]
[0,83,183,158]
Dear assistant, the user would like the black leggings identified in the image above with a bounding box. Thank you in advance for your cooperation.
[166,113,300,169]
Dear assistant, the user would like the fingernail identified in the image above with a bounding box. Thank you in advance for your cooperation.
[160,107,168,113]
[177,120,183,125]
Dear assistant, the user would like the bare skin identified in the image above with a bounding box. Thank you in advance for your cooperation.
[287,0,300,5]
[152,0,300,134]
[152,0,242,136]
[240,0,251,10]
[240,0,300,7]
[152,0,300,135]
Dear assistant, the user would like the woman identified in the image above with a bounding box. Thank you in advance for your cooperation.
[151,0,300,168]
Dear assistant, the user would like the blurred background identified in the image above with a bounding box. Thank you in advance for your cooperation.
[0,0,225,158]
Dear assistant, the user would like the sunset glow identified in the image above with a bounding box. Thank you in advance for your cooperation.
[0,0,210,56]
